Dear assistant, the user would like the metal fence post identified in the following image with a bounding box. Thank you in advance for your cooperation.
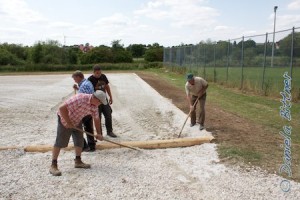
[262,33,268,90]
[164,48,166,63]
[178,47,181,67]
[241,36,244,89]
[290,27,295,79]
[169,47,174,71]
[226,40,230,82]
[214,43,216,82]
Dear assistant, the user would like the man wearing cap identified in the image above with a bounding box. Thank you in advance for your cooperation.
[72,70,97,152]
[185,73,208,131]
[49,90,107,176]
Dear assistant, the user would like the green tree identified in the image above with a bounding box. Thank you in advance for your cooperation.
[41,40,64,64]
[111,40,124,50]
[110,40,133,63]
[30,40,66,64]
[278,32,300,57]
[66,47,79,64]
[0,47,23,65]
[144,43,163,62]
[0,43,29,65]
[238,39,256,49]
[1,43,28,61]
[126,44,146,58]
[31,42,43,64]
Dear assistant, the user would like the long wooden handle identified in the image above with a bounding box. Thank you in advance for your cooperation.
[178,97,199,138]
[73,127,141,151]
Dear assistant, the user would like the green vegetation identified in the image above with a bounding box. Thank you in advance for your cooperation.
[218,145,262,163]
[0,40,164,69]
[0,62,162,72]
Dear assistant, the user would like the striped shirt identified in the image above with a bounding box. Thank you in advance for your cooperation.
[58,93,99,127]
[78,78,94,94]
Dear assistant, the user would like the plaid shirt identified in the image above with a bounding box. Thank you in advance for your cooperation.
[78,78,94,94]
[58,93,99,127]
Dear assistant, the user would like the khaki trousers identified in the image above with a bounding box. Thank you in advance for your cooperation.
[190,93,206,126]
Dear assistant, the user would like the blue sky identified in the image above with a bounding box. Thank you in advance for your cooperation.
[0,0,299,47]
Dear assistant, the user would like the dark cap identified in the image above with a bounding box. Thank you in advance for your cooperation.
[186,73,194,81]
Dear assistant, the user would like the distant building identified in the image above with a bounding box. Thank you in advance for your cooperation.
[79,43,94,53]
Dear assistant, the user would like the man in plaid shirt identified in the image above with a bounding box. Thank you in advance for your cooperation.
[50,90,107,176]
[73,70,97,151]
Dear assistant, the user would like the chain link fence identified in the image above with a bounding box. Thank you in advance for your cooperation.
[163,27,300,101]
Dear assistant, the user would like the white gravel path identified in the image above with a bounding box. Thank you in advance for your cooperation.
[0,73,299,200]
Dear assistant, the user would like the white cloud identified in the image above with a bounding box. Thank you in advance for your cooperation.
[94,13,131,28]
[214,26,229,31]
[0,0,46,24]
[277,14,300,28]
[85,12,167,46]
[287,0,300,10]
[47,22,75,29]
[0,27,30,35]
[135,0,219,28]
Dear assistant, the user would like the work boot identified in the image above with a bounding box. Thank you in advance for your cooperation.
[107,132,117,138]
[49,164,62,176]
[89,145,96,152]
[82,146,90,152]
[199,125,205,131]
[74,159,91,168]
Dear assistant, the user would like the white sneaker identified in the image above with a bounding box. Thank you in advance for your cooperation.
[199,125,205,131]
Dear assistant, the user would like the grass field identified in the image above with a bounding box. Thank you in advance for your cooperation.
[170,65,300,101]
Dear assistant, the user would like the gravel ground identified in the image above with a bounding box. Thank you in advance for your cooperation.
[0,73,299,200]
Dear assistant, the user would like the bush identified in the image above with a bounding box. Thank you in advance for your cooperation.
[144,48,163,62]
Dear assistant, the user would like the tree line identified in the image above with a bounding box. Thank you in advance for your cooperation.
[1,32,298,67]
[0,40,164,66]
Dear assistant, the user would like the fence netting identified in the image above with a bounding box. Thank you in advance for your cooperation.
[164,27,300,100]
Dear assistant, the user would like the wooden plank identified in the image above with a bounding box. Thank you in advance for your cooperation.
[0,146,19,151]
[20,136,214,152]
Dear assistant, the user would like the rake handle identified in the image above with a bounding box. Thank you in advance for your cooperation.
[72,127,140,151]
[178,97,199,138]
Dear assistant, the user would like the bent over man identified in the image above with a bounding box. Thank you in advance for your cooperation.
[185,73,208,131]
[49,91,106,176]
